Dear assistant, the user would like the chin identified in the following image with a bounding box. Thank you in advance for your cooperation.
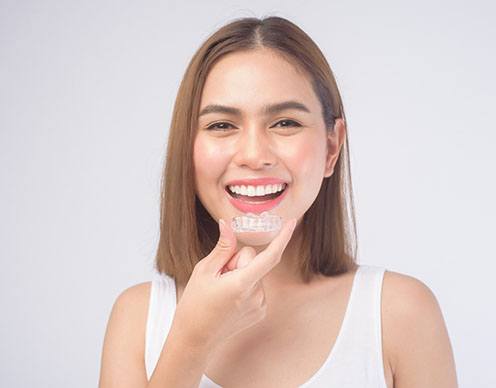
[235,229,280,247]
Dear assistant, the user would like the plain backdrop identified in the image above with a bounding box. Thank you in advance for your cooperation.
[1,1,494,387]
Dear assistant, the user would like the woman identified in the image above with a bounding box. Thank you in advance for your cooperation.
[99,16,458,387]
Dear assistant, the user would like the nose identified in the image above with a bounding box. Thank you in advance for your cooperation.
[233,127,277,169]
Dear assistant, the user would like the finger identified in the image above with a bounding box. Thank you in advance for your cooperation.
[225,251,242,272]
[203,218,237,272]
[236,247,256,269]
[236,218,297,287]
[220,246,256,278]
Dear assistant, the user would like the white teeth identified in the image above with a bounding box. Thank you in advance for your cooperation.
[228,183,286,197]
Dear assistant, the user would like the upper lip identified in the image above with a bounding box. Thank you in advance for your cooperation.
[225,177,289,187]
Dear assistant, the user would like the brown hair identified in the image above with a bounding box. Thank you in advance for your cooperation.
[154,16,358,285]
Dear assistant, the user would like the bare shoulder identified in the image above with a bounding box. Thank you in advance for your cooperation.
[382,270,437,319]
[381,270,459,388]
[98,281,152,388]
[108,281,152,339]
[115,281,152,311]
[107,281,152,350]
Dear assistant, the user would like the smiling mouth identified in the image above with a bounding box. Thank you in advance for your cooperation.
[225,184,288,202]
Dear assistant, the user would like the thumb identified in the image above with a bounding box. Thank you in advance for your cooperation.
[208,218,237,268]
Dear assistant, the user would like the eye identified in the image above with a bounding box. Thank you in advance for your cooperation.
[272,119,301,128]
[205,122,236,131]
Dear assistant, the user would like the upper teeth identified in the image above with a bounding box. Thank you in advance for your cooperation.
[228,183,286,197]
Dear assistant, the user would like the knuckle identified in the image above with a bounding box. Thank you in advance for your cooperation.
[216,238,231,251]
[241,246,257,256]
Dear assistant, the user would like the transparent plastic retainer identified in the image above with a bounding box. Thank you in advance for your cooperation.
[231,211,282,233]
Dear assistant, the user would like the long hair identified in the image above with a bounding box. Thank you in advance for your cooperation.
[154,16,358,285]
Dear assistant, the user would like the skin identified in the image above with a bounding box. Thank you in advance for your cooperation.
[98,47,458,388]
[193,47,346,291]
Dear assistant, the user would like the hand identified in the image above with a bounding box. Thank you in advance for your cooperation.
[171,217,297,351]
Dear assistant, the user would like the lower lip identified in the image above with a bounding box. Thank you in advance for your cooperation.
[226,186,288,214]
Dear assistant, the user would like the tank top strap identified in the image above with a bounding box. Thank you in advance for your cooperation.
[145,271,177,381]
[344,264,385,345]
[330,264,387,385]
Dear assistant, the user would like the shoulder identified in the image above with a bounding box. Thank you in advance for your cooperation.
[108,281,152,348]
[381,269,437,317]
[104,281,152,350]
[381,270,458,387]
[114,281,152,310]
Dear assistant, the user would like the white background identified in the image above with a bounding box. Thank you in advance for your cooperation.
[1,1,494,387]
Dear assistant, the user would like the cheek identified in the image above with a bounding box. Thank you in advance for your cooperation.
[283,137,327,208]
[193,138,228,184]
[284,137,326,178]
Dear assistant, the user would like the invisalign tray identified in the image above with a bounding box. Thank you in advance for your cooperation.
[231,211,282,233]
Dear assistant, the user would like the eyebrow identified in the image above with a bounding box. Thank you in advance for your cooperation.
[198,100,311,118]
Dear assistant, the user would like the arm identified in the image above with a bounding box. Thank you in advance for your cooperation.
[382,271,459,388]
[98,283,149,388]
[98,283,211,388]
[147,323,211,388]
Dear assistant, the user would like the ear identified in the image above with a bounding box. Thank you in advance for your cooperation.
[324,118,346,178]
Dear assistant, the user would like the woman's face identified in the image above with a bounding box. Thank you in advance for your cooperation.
[193,48,345,246]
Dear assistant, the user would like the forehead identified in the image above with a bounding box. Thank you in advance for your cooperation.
[199,49,320,114]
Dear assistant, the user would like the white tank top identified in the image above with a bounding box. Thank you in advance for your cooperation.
[145,264,388,387]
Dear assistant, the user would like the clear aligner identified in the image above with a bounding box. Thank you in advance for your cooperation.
[231,211,282,233]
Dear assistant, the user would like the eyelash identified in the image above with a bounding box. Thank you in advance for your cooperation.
[205,119,302,131]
